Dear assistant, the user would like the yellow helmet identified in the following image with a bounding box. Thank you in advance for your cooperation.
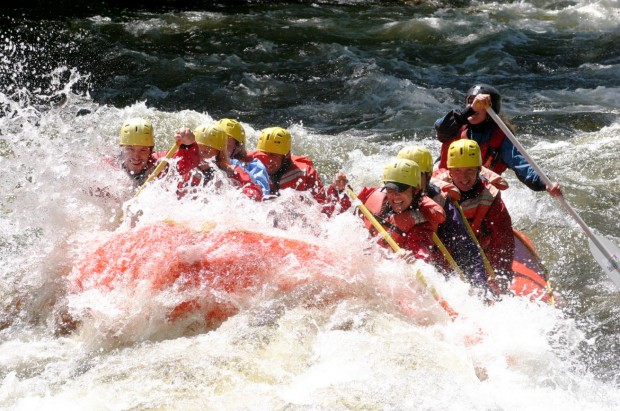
[119,118,154,147]
[257,127,291,155]
[397,146,433,173]
[216,118,245,145]
[447,139,482,168]
[382,158,421,190]
[195,124,227,152]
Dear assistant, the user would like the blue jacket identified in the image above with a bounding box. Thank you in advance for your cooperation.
[231,158,271,197]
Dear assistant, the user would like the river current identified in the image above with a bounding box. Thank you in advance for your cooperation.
[1,1,619,409]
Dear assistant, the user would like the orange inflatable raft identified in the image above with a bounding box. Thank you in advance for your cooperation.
[69,222,554,327]
[69,220,345,323]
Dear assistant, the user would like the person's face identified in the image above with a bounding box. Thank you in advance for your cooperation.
[121,145,152,174]
[385,186,415,213]
[449,167,480,192]
[198,145,219,170]
[264,153,284,176]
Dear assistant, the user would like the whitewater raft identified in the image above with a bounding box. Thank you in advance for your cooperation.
[69,221,554,323]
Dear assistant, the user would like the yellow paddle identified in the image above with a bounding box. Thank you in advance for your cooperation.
[346,186,459,320]
[452,202,496,280]
[431,233,467,282]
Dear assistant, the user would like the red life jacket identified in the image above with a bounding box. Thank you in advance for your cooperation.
[226,165,263,201]
[154,142,201,177]
[460,125,507,175]
[479,167,509,191]
[433,167,508,197]
[362,189,445,248]
[277,155,319,191]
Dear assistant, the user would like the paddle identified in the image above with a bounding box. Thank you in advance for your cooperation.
[487,107,620,289]
[117,141,181,224]
[431,232,467,282]
[346,186,460,320]
[452,201,496,280]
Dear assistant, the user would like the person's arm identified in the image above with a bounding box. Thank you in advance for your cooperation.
[173,142,200,176]
[154,128,200,177]
[225,164,263,201]
[499,138,546,191]
[242,158,271,197]
[303,165,329,205]
[434,107,476,142]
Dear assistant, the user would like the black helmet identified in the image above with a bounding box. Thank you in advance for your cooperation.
[466,84,501,113]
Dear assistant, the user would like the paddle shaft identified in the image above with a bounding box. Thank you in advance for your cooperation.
[453,201,496,280]
[346,186,459,320]
[432,232,467,282]
[486,107,619,279]
[346,187,403,255]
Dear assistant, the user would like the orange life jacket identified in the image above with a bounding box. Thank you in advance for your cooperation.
[433,167,508,194]
[459,180,499,237]
[433,168,507,238]
[479,167,509,191]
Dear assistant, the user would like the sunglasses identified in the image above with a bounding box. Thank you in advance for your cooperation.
[383,182,411,193]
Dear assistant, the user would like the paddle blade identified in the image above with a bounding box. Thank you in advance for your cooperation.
[588,234,620,289]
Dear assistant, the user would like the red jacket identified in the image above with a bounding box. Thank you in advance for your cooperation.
[477,190,514,279]
[155,143,261,201]
[356,187,446,263]
[248,151,350,215]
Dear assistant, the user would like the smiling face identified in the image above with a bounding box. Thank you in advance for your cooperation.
[385,185,415,213]
[449,166,480,192]
[121,145,152,174]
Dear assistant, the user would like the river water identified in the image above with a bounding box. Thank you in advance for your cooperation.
[1,1,619,409]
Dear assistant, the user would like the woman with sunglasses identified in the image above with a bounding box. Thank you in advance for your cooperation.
[356,158,446,265]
